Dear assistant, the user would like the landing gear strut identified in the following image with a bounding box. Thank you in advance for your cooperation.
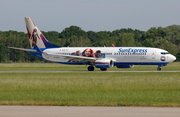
[157,67,161,71]
[88,66,94,71]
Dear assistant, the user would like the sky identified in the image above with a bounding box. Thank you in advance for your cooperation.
[0,0,180,33]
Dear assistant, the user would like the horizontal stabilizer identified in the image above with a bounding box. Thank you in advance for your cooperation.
[8,47,37,52]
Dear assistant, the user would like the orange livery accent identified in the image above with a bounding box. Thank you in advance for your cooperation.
[95,62,109,64]
[26,26,31,38]
[32,20,36,27]
[32,41,36,45]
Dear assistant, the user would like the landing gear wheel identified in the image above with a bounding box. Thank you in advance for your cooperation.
[100,68,107,71]
[88,66,94,71]
[157,67,161,71]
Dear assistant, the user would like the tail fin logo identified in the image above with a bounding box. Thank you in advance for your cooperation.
[30,28,40,48]
[25,17,58,48]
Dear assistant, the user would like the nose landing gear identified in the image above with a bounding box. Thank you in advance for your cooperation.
[157,67,161,71]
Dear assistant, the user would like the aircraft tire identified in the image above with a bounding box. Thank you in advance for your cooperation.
[88,66,94,71]
[157,67,161,71]
[100,68,107,71]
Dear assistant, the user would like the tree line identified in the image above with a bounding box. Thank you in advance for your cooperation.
[0,24,180,62]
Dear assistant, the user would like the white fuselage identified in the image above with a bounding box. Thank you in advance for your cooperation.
[40,47,176,66]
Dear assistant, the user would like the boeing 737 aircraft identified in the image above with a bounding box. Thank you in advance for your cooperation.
[9,17,176,71]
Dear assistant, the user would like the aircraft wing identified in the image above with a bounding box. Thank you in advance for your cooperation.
[48,53,98,62]
[8,46,96,62]
[8,47,37,52]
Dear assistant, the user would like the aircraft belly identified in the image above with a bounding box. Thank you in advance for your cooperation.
[42,54,65,62]
[116,55,149,62]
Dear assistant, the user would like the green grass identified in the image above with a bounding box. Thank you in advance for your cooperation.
[0,72,180,106]
[0,62,179,71]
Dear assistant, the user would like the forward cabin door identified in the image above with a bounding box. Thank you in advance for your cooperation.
[152,50,156,59]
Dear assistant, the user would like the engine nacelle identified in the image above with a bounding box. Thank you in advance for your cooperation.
[95,59,114,68]
[116,65,134,68]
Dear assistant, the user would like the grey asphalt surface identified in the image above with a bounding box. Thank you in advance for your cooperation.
[0,106,180,117]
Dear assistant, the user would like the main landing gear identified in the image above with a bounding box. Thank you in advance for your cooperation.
[87,66,107,71]
[100,68,107,71]
[157,67,161,71]
[88,66,94,71]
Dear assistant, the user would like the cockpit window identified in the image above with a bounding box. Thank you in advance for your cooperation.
[161,52,169,55]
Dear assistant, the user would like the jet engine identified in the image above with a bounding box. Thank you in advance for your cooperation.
[95,59,114,68]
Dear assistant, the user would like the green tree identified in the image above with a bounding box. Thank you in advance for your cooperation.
[176,52,180,61]
[142,39,154,47]
[67,35,91,47]
[60,26,87,39]
[154,38,178,56]
[0,43,8,62]
[164,25,180,49]
[116,33,134,47]
[87,31,98,44]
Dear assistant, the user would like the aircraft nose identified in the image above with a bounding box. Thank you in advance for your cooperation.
[170,55,176,62]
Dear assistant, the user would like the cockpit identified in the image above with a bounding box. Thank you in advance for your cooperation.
[161,52,169,55]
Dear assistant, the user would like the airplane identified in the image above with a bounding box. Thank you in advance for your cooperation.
[8,17,176,71]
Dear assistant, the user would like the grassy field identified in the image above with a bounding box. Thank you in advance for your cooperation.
[0,62,179,71]
[0,63,179,106]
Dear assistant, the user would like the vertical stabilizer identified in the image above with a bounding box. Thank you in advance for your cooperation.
[25,17,58,48]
